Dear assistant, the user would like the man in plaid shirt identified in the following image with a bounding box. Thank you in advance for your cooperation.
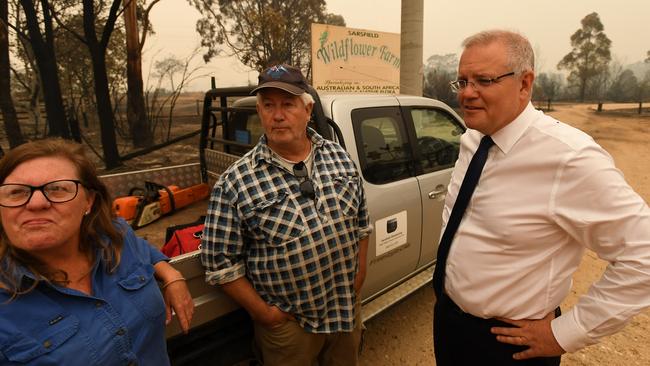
[200,64,372,366]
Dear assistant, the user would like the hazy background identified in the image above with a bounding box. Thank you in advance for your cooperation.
[146,0,650,91]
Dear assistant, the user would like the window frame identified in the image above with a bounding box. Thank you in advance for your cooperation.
[351,106,416,185]
[401,105,465,176]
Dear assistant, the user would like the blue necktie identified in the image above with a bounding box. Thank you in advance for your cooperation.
[433,135,495,297]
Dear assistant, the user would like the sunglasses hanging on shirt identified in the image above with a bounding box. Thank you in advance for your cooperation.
[293,161,315,200]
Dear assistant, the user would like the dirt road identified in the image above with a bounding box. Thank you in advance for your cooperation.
[359,103,650,365]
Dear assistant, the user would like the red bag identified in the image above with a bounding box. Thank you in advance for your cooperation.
[161,223,204,257]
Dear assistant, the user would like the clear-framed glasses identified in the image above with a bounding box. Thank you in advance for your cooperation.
[293,161,315,200]
[449,71,516,93]
[0,179,84,208]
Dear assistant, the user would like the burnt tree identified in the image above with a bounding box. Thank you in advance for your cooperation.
[81,0,121,168]
[19,0,70,138]
[123,0,152,148]
[0,0,25,148]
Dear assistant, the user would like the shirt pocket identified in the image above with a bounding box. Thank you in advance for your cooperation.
[118,263,166,320]
[334,176,360,218]
[252,191,305,246]
[1,315,80,364]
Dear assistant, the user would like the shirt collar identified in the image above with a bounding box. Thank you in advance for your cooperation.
[4,261,32,283]
[251,127,325,168]
[491,102,539,154]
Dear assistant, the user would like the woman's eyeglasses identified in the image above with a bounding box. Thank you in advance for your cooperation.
[0,179,83,207]
[293,162,315,199]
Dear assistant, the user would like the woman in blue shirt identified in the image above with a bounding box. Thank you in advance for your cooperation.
[0,139,194,365]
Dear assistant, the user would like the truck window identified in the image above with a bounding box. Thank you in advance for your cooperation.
[227,110,263,156]
[352,107,413,184]
[227,108,320,156]
[409,108,462,174]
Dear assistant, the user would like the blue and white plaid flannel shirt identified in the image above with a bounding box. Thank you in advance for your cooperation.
[201,128,371,333]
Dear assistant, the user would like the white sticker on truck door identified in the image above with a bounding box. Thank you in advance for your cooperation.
[375,210,407,256]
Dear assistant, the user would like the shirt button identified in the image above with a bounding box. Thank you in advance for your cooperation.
[139,275,145,282]
[116,327,126,336]
[43,340,52,349]
[95,301,103,308]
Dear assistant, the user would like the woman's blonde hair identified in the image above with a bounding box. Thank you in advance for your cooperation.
[0,139,123,298]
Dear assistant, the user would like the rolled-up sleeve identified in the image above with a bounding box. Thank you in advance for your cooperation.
[200,177,247,285]
[356,176,373,239]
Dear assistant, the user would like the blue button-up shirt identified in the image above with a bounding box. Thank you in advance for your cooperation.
[0,220,169,365]
[201,129,372,333]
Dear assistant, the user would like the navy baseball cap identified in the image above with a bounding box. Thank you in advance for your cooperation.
[251,64,310,95]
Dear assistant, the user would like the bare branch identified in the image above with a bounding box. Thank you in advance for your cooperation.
[139,0,161,51]
[46,2,87,44]
[99,0,123,49]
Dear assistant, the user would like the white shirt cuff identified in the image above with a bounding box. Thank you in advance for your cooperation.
[551,310,598,353]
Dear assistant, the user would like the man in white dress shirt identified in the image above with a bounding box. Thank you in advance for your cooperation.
[433,29,650,365]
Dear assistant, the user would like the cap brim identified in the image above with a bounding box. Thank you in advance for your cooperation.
[250,81,305,95]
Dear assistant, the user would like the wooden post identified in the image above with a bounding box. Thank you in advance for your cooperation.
[400,0,424,96]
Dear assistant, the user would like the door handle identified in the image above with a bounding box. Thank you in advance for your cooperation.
[428,185,447,200]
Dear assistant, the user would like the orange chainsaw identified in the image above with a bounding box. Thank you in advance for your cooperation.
[113,181,210,229]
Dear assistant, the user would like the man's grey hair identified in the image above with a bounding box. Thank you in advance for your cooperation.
[461,30,534,75]
[256,92,315,107]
